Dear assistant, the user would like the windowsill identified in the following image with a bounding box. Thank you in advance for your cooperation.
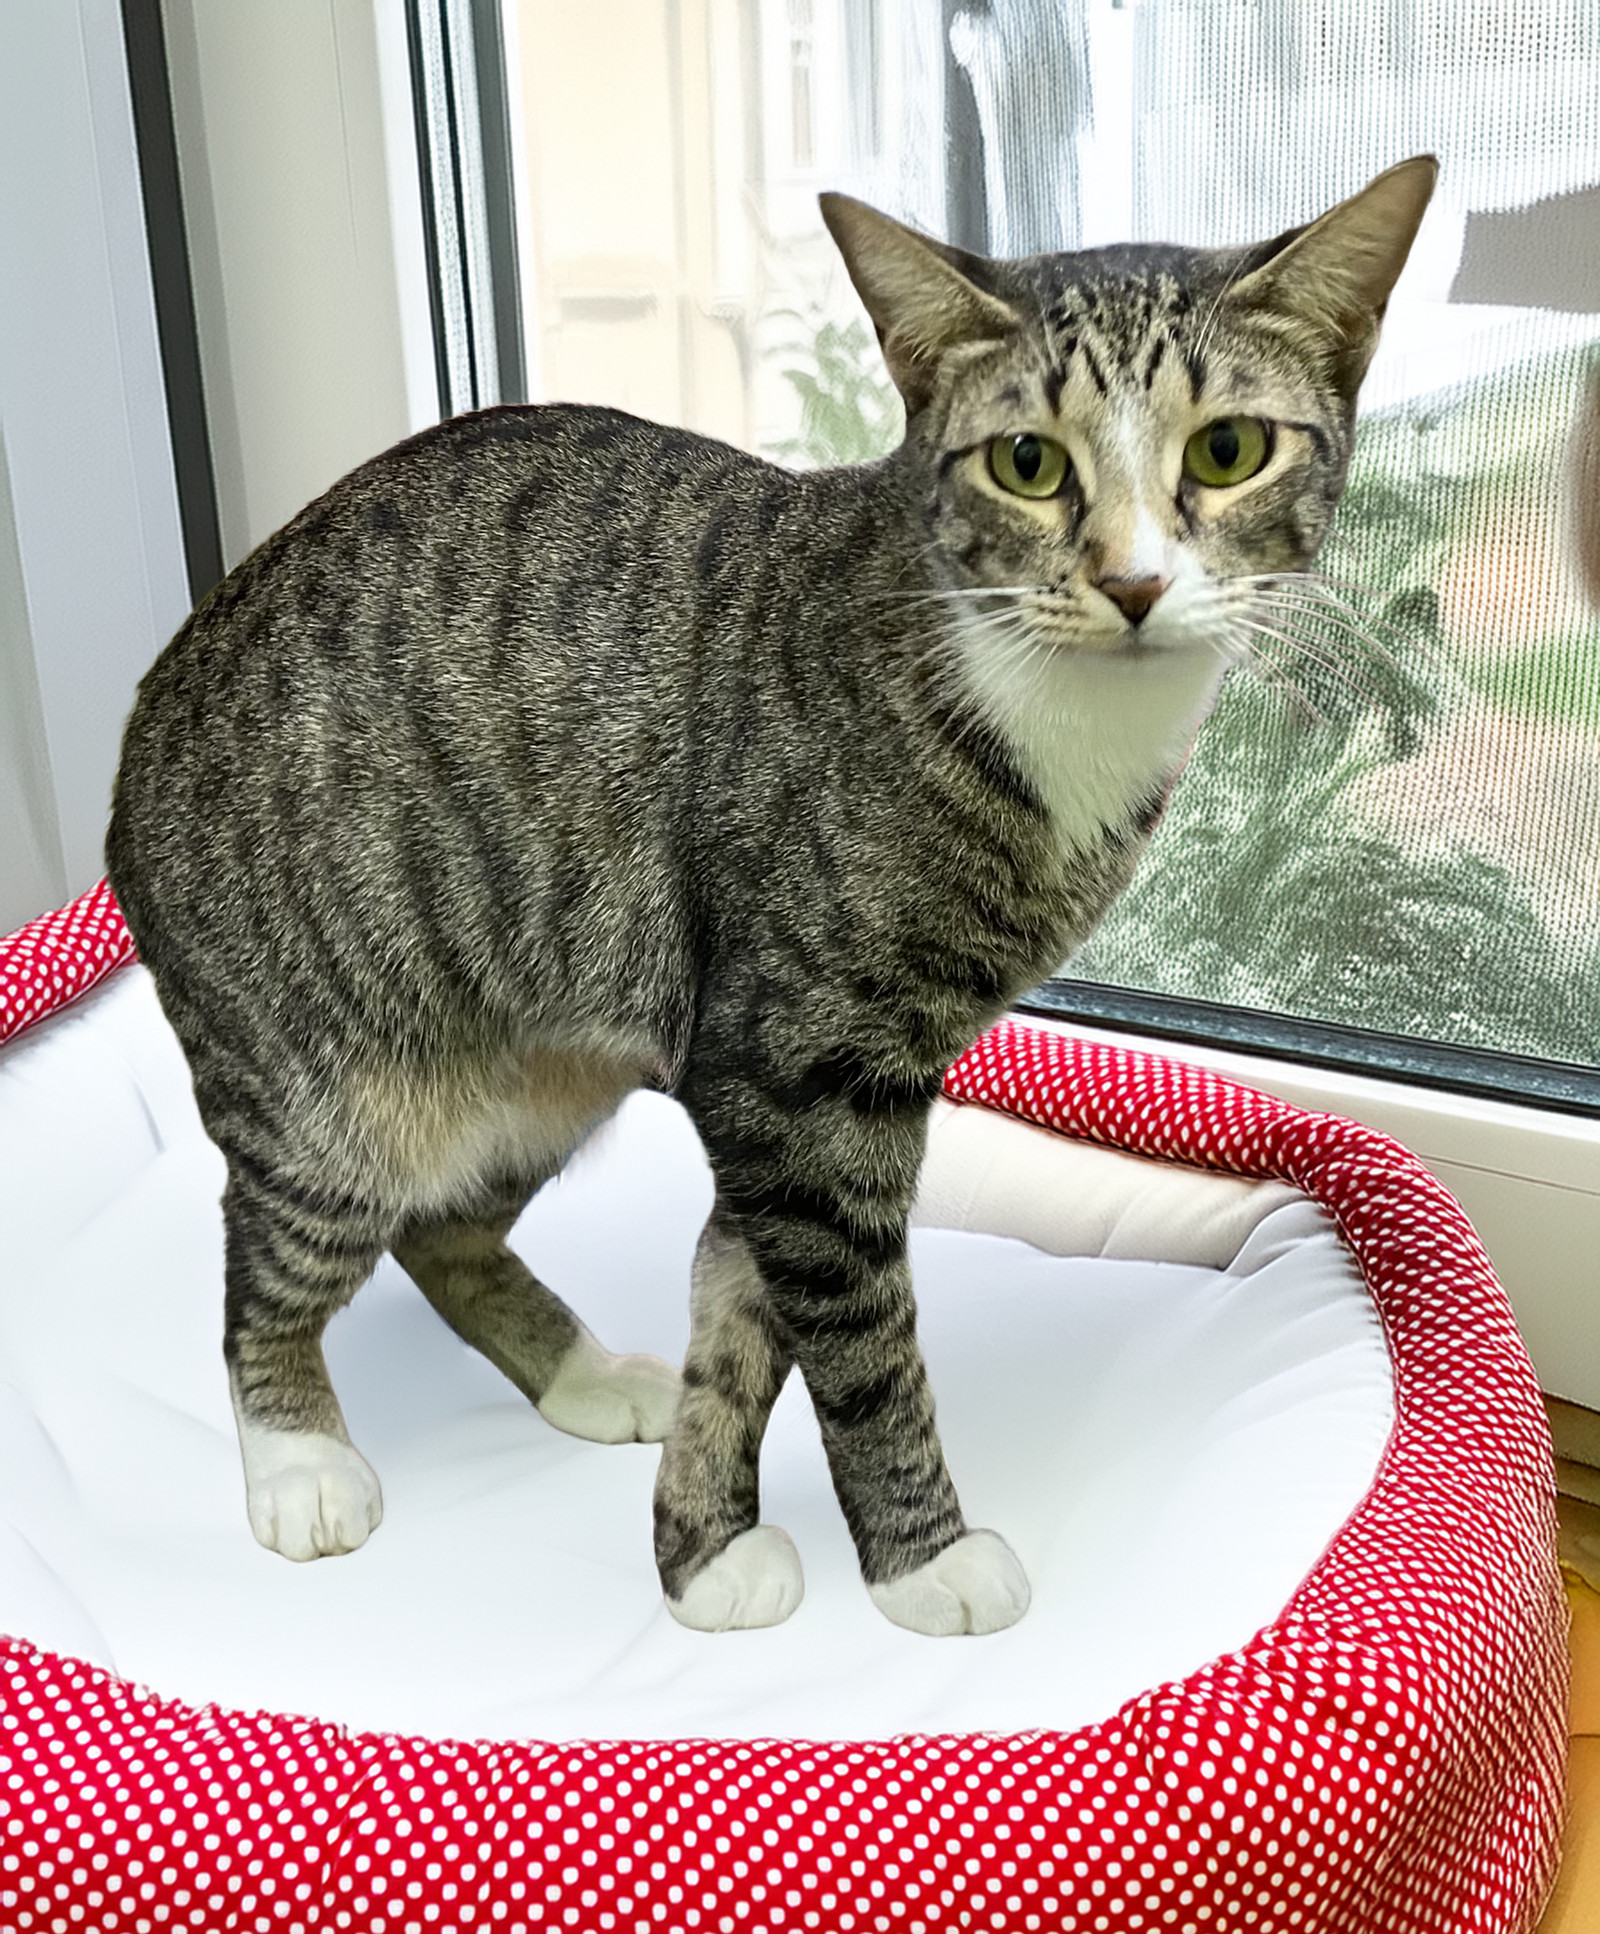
[1008,1008,1600,1408]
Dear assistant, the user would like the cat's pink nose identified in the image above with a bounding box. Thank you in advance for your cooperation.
[1096,576,1168,625]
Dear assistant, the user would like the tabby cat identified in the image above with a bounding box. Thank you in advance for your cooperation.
[106,155,1436,1636]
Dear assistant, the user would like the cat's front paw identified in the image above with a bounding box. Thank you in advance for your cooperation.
[538,1330,681,1443]
[868,1529,1029,1636]
[238,1426,383,1561]
[667,1526,805,1632]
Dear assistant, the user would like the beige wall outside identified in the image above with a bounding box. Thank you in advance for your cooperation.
[512,0,755,449]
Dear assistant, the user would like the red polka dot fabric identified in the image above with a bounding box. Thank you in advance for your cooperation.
[0,878,137,1046]
[0,896,1568,1932]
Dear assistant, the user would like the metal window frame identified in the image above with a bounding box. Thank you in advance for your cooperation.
[941,0,989,253]
[119,0,224,607]
[405,0,526,420]
[1022,979,1600,1119]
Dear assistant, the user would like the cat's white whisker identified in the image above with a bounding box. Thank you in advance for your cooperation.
[1227,616,1386,710]
[1227,636,1329,727]
[1248,594,1427,692]
[1239,617,1376,708]
[1241,597,1392,659]
[1229,573,1419,659]
[1244,571,1452,683]
[1295,566,1411,607]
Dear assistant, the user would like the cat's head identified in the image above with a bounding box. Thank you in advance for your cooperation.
[821,158,1437,665]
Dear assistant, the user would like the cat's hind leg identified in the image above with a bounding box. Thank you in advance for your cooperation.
[221,1163,387,1562]
[654,1216,802,1630]
[392,1167,680,1446]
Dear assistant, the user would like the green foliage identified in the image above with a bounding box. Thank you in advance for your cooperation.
[769,309,903,469]
[1484,636,1600,732]
[1067,335,1600,1066]
[1068,704,1600,1059]
[1337,338,1600,722]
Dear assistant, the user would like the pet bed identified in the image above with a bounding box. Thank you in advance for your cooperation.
[0,882,1567,1931]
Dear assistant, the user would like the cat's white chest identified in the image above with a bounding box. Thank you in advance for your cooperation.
[952,615,1231,856]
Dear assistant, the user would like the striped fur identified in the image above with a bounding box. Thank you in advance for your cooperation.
[106,159,1434,1625]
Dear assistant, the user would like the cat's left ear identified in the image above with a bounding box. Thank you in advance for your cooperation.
[1227,155,1439,387]
[820,194,1020,415]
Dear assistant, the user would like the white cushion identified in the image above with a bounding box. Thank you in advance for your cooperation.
[0,967,1393,1741]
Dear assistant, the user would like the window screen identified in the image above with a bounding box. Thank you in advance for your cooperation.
[1064,0,1600,1083]
[499,0,1600,1097]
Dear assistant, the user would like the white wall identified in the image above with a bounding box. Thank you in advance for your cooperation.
[0,0,191,931]
[0,431,65,932]
[160,0,430,565]
[0,0,432,934]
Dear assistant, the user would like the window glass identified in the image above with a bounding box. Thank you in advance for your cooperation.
[503,0,1600,1072]
[507,0,916,461]
[1075,0,1600,1067]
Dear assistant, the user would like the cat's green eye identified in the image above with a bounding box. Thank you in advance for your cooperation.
[988,434,1071,499]
[1183,417,1270,488]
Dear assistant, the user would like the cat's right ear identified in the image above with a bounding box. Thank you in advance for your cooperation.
[820,195,1020,415]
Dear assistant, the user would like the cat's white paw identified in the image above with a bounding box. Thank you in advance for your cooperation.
[537,1329,681,1443]
[868,1529,1030,1636]
[238,1426,383,1562]
[667,1526,805,1632]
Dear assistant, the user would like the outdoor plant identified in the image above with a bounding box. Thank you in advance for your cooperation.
[770,302,902,469]
[1066,338,1600,1062]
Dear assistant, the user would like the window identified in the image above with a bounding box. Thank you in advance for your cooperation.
[451,0,1600,1116]
[0,0,1582,1391]
[502,0,905,460]
[789,0,818,170]
[1057,0,1600,1118]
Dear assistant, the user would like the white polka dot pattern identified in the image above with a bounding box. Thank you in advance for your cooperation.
[0,898,1569,1931]
[0,879,137,1046]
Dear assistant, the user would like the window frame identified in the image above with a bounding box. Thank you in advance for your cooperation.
[1022,982,1600,1120]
